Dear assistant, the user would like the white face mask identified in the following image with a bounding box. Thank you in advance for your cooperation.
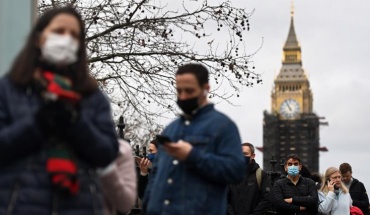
[41,33,79,66]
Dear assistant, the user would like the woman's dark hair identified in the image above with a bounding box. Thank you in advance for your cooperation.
[8,6,97,94]
[150,139,158,148]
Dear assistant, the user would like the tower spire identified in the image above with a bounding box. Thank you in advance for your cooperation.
[284,0,299,51]
[282,0,301,65]
[291,0,294,17]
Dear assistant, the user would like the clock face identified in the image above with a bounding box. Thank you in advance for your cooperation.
[280,99,300,119]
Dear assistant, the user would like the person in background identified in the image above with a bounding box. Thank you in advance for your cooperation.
[339,163,369,215]
[143,63,246,215]
[311,172,322,190]
[100,139,137,215]
[300,164,312,179]
[318,167,352,215]
[272,154,318,215]
[138,139,158,200]
[0,6,118,215]
[227,142,272,215]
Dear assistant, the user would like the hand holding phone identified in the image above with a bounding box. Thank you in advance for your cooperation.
[327,180,335,191]
[134,156,143,164]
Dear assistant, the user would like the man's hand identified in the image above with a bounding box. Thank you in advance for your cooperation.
[138,158,151,174]
[299,206,306,211]
[284,198,293,204]
[163,140,193,161]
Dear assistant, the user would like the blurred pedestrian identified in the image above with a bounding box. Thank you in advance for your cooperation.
[318,167,352,215]
[0,6,118,215]
[143,63,246,215]
[100,139,137,215]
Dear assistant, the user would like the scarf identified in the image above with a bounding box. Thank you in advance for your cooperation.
[42,71,80,195]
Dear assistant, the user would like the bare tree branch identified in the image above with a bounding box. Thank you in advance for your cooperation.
[38,0,262,147]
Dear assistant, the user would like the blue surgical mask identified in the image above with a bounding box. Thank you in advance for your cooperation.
[147,153,156,162]
[287,165,300,176]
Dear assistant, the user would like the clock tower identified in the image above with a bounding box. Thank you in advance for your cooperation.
[262,4,325,173]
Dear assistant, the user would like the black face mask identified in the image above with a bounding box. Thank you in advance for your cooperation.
[177,97,199,115]
[245,156,251,164]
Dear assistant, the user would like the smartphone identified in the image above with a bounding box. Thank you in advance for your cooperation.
[156,135,171,145]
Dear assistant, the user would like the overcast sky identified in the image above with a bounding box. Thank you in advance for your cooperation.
[214,0,370,191]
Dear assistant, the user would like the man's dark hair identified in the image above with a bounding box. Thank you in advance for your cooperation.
[339,163,352,173]
[241,142,255,154]
[8,6,97,94]
[285,154,301,165]
[176,63,209,86]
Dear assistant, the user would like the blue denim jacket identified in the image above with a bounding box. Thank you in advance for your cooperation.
[144,104,246,215]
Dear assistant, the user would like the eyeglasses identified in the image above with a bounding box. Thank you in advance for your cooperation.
[287,162,299,166]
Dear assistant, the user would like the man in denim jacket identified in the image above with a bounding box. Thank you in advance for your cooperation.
[143,63,246,215]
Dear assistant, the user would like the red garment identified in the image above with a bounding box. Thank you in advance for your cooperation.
[351,206,364,215]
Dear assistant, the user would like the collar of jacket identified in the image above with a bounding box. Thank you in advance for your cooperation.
[180,103,214,121]
[248,159,260,174]
[285,175,304,185]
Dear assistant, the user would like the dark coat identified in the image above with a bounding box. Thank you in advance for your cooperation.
[272,176,318,215]
[227,160,272,215]
[0,77,119,215]
[350,178,370,215]
[138,170,149,200]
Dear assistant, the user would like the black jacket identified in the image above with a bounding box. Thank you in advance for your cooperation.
[227,160,272,215]
[349,178,369,215]
[138,170,149,199]
[272,176,318,215]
